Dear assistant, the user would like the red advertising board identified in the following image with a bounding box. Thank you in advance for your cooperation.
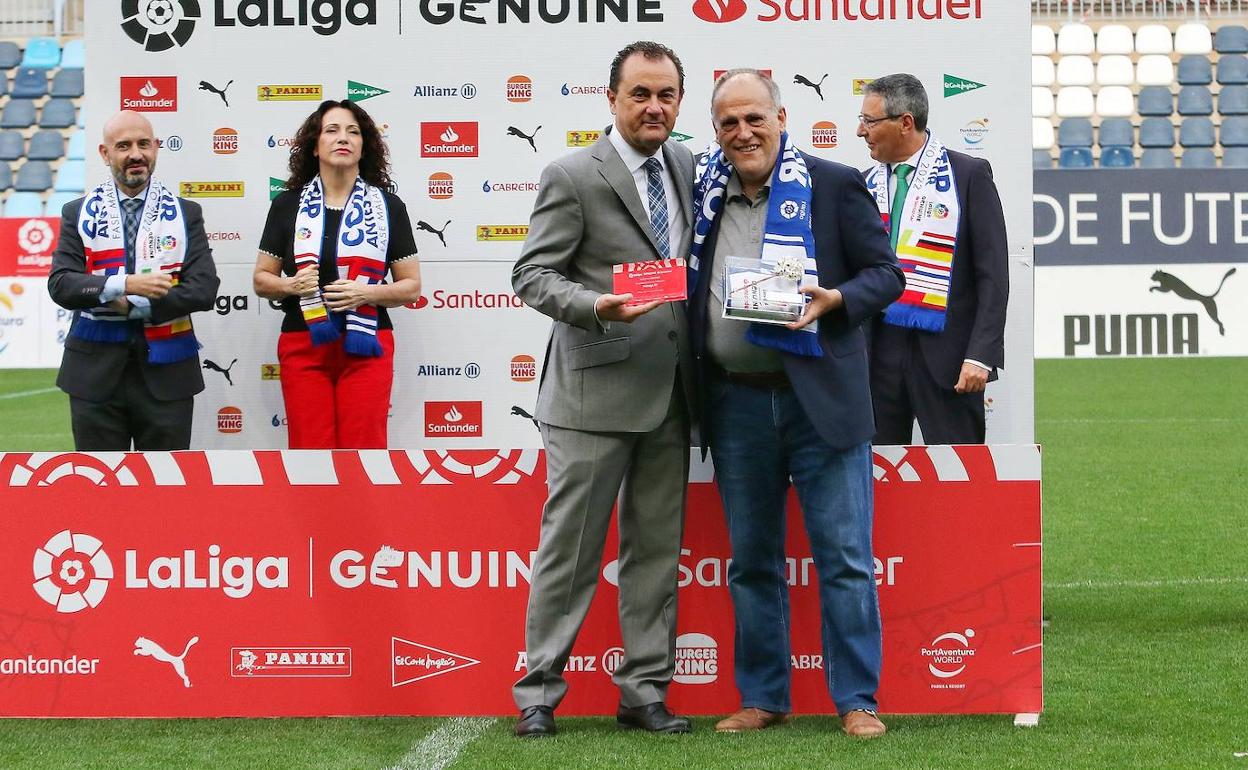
[0,217,61,277]
[0,447,1041,717]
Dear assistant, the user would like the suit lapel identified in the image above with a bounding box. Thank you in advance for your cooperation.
[594,136,662,257]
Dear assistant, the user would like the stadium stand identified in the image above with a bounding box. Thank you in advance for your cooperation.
[1181,147,1218,167]
[1218,54,1248,83]
[1096,86,1134,117]
[0,40,20,68]
[3,191,42,217]
[1140,117,1177,147]
[1060,147,1095,168]
[46,190,78,214]
[1136,24,1174,54]
[1215,24,1248,53]
[1175,22,1213,54]
[26,130,63,161]
[65,129,83,160]
[14,161,51,192]
[1141,148,1178,167]
[1096,24,1134,54]
[0,131,22,161]
[1034,86,1055,117]
[20,36,58,68]
[1220,85,1248,114]
[1180,116,1216,147]
[60,38,83,68]
[51,67,82,97]
[1098,117,1135,147]
[1177,54,1213,84]
[1178,85,1214,115]
[0,99,36,129]
[1224,147,1248,166]
[39,98,75,128]
[1137,86,1174,115]
[11,66,47,98]
[53,158,83,192]
[1222,116,1248,145]
[0,163,10,192]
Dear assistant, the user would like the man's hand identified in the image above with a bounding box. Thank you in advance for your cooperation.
[786,286,843,331]
[954,362,989,394]
[595,293,662,323]
[323,279,374,311]
[288,266,320,298]
[124,272,173,299]
[107,297,130,314]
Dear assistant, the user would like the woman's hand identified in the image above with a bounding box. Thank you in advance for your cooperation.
[322,279,374,311]
[289,266,320,298]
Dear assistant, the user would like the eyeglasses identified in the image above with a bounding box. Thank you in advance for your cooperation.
[857,113,904,128]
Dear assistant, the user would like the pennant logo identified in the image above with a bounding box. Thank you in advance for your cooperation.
[391,637,480,686]
[944,74,985,98]
[347,80,388,102]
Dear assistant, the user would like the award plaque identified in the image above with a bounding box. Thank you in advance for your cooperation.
[722,255,808,325]
[611,258,687,306]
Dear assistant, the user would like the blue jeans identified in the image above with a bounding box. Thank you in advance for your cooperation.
[707,377,882,715]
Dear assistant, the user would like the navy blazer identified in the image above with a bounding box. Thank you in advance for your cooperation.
[689,154,904,450]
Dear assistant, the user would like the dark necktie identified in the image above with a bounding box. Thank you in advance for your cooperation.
[643,157,671,259]
[122,197,143,272]
[889,163,913,252]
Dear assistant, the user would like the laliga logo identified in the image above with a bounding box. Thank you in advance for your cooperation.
[18,219,53,253]
[923,628,977,678]
[410,449,540,485]
[121,0,199,52]
[33,530,113,613]
[692,0,748,22]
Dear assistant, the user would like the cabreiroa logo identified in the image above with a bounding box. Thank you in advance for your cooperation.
[421,122,479,158]
[212,127,238,154]
[944,74,985,97]
[506,75,533,102]
[392,637,480,687]
[217,406,243,433]
[510,354,536,382]
[477,225,528,242]
[257,84,323,101]
[428,172,454,200]
[120,77,178,111]
[811,121,837,148]
[231,647,352,678]
[424,401,483,437]
[181,181,245,198]
[121,0,199,52]
[693,0,748,23]
[32,529,113,613]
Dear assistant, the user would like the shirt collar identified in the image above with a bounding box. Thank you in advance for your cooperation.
[119,185,149,202]
[890,145,924,175]
[608,125,664,175]
[726,171,769,202]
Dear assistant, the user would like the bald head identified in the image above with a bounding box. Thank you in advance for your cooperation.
[99,110,158,195]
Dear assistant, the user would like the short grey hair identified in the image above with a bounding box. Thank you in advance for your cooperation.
[862,73,928,131]
[711,68,783,112]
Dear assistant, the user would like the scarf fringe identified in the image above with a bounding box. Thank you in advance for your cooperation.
[883,303,947,334]
[343,330,383,357]
[747,323,824,357]
[146,334,199,364]
[72,316,131,344]
[308,318,341,345]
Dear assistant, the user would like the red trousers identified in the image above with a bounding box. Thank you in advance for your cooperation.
[277,330,394,449]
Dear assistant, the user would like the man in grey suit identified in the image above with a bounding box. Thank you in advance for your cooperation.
[511,41,696,737]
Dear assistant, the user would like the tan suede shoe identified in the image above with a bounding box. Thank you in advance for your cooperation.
[841,709,886,738]
[715,707,789,733]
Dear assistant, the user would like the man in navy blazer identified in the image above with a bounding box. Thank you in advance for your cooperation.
[688,70,902,738]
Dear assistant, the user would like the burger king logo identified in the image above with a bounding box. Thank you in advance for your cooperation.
[428,172,454,200]
[213,127,239,155]
[217,406,243,434]
[506,75,533,103]
[510,355,536,382]
[811,121,837,149]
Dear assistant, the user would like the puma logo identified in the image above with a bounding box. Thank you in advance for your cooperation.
[203,358,237,386]
[1150,267,1236,336]
[507,125,541,153]
[134,635,199,688]
[416,219,451,248]
[793,73,828,101]
[510,405,539,430]
[198,79,233,107]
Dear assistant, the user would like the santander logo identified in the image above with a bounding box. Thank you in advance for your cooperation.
[444,405,463,423]
[140,80,159,97]
[440,126,459,143]
[692,0,748,23]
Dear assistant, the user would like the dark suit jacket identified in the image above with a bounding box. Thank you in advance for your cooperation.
[690,154,904,450]
[869,149,1009,388]
[47,195,220,402]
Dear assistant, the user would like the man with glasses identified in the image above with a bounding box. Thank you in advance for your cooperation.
[857,74,1008,445]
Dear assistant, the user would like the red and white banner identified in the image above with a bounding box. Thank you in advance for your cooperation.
[0,446,1041,717]
[0,217,60,277]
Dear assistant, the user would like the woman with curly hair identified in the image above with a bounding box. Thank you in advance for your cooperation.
[253,100,420,448]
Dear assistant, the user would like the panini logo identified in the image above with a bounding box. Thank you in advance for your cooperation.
[507,75,533,102]
[260,363,281,380]
[428,172,454,199]
[566,130,602,147]
[811,121,837,148]
[212,127,239,155]
[852,78,874,95]
[231,647,352,678]
[258,84,323,101]
[217,406,243,433]
[944,74,985,97]
[181,181,245,198]
[347,80,388,102]
[510,354,536,382]
[477,225,528,241]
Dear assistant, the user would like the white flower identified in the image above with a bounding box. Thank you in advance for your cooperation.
[773,256,805,283]
[60,560,85,586]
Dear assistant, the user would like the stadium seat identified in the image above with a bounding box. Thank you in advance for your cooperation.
[1140,117,1176,147]
[54,160,85,192]
[1096,86,1135,118]
[1177,55,1213,85]
[1057,55,1094,86]
[14,160,52,192]
[1032,24,1056,55]
[0,163,11,191]
[66,130,85,160]
[1033,148,1053,169]
[1033,87,1055,118]
[0,41,21,69]
[1137,86,1174,116]
[1137,55,1175,86]
[60,39,84,69]
[1215,24,1248,54]
[27,130,64,161]
[51,68,84,98]
[1140,148,1177,168]
[1058,23,1095,55]
[1221,117,1248,146]
[1136,24,1173,54]
[76,104,85,129]
[1219,86,1248,115]
[1098,118,1134,147]
[20,37,60,69]
[1059,147,1094,168]
[46,190,79,214]
[1058,117,1094,148]
[1175,22,1213,55]
[1032,55,1055,87]
[0,131,23,161]
[0,99,37,129]
[39,99,75,129]
[1056,86,1094,117]
[1180,148,1217,167]
[1223,146,1248,166]
[1033,117,1055,150]
[1217,55,1248,85]
[1180,117,1216,147]
[1100,146,1135,168]
[1097,24,1134,55]
[0,75,6,98]
[11,67,47,99]
[1178,86,1214,116]
[3,191,43,217]
[1096,55,1134,86]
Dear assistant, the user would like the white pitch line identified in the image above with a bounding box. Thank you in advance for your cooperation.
[1047,576,1248,590]
[385,717,496,770]
[1012,643,1042,655]
[0,387,58,400]
[1037,417,1238,425]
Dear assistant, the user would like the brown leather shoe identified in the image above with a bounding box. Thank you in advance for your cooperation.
[715,707,789,733]
[841,709,886,738]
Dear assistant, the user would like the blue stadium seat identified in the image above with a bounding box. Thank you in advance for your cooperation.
[50,68,84,98]
[11,67,47,98]
[0,131,23,161]
[14,160,52,192]
[1058,118,1094,147]
[20,37,60,69]
[1033,149,1053,169]
[0,99,37,129]
[1140,117,1176,147]
[1100,146,1135,167]
[1098,118,1134,147]
[1223,146,1248,166]
[60,39,84,69]
[1218,55,1248,84]
[46,190,79,215]
[1178,85,1214,115]
[0,41,20,69]
[76,104,85,129]
[26,130,63,160]
[0,73,7,98]
[1059,147,1094,168]
[3,191,43,217]
[1139,148,1176,168]
[1137,86,1175,116]
[1180,148,1217,167]
[1180,117,1216,146]
[54,160,85,192]
[1215,24,1248,54]
[39,99,76,129]
[66,130,85,161]
[1221,116,1248,146]
[0,163,11,191]
[1177,55,1213,85]
[1220,85,1248,115]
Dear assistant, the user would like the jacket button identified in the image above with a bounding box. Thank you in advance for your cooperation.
[668,330,678,340]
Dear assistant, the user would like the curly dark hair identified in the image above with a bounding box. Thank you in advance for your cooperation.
[285,100,393,191]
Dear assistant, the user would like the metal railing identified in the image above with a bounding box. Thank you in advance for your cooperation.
[0,0,83,37]
[1032,0,1247,21]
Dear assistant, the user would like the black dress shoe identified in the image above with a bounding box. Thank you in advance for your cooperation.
[617,702,692,733]
[514,705,556,737]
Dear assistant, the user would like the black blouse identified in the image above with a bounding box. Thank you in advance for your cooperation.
[259,188,418,333]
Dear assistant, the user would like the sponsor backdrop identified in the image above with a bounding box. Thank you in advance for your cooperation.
[1034,170,1246,358]
[0,0,1036,445]
[0,446,1041,717]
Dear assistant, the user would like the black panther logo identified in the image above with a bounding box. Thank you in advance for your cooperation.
[416,220,451,248]
[507,125,541,153]
[198,79,233,107]
[793,73,828,101]
[203,358,237,386]
[510,405,539,430]
[1150,267,1236,336]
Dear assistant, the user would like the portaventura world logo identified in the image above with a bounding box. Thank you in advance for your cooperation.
[922,628,976,681]
[692,0,984,23]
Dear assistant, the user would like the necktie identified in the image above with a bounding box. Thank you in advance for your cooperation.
[889,163,913,252]
[643,157,671,259]
[122,197,143,272]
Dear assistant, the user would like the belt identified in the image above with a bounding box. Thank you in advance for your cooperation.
[710,363,790,389]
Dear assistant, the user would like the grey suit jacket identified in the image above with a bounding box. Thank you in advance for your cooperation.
[513,134,696,433]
